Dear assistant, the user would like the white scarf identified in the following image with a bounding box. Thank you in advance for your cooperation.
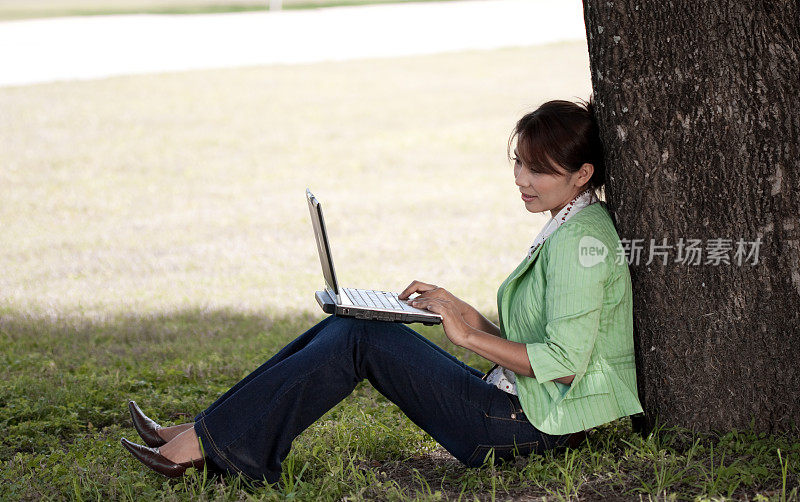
[487,187,599,396]
[526,188,599,259]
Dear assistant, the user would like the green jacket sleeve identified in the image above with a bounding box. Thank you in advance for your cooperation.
[526,223,610,383]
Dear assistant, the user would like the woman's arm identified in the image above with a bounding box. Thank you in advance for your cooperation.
[405,288,575,385]
[460,307,502,338]
[399,280,501,337]
[461,327,574,384]
[461,326,534,376]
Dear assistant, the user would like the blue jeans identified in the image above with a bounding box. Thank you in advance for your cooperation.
[194,316,568,483]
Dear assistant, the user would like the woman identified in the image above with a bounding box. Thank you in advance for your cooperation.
[121,98,644,483]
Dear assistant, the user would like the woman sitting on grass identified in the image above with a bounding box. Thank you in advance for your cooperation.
[121,98,644,483]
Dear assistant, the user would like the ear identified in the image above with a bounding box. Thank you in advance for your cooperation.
[575,163,594,188]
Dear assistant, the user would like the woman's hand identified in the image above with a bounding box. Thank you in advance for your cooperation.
[405,294,472,347]
[398,281,473,345]
[398,281,469,316]
[399,280,501,338]
[405,290,535,377]
[397,282,573,384]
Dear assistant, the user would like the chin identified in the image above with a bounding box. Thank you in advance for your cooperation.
[523,202,540,213]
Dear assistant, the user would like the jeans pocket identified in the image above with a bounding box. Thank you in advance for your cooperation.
[484,393,529,423]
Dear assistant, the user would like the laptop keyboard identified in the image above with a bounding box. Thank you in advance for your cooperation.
[343,288,416,311]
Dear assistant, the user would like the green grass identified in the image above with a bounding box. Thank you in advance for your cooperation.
[2,310,798,500]
[0,0,458,21]
[1,43,798,499]
[0,308,473,500]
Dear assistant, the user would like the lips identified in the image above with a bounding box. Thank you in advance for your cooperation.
[521,193,537,202]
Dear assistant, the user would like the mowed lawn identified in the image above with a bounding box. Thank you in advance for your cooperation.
[1,44,798,500]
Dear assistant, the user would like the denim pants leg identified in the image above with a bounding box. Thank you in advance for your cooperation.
[194,316,567,484]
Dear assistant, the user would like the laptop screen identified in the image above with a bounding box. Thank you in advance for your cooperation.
[306,189,339,301]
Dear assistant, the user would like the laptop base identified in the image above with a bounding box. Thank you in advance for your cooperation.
[315,290,440,326]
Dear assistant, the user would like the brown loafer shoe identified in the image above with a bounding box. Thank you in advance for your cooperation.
[120,438,205,478]
[567,430,589,449]
[128,400,166,448]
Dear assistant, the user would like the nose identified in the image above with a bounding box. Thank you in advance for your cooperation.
[514,165,527,187]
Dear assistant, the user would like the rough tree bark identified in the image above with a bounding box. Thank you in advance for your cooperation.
[582,1,800,433]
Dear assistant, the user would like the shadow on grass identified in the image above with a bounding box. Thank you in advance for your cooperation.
[0,307,312,457]
[0,306,461,460]
[0,306,486,499]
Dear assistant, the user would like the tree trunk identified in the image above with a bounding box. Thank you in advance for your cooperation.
[582,0,800,433]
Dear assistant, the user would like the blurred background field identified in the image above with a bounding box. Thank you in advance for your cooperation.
[0,43,592,323]
[0,0,447,20]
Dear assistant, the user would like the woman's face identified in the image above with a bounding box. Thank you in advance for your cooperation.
[513,149,592,218]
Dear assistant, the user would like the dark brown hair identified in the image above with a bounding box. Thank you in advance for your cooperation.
[508,97,605,191]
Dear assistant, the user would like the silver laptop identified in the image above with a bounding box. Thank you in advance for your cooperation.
[307,189,442,325]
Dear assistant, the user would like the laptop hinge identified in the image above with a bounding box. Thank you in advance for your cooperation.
[327,286,342,305]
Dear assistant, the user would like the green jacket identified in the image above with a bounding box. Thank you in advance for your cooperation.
[497,202,643,435]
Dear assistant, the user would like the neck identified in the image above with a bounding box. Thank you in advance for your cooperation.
[549,187,592,219]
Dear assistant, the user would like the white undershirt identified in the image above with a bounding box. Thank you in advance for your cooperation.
[486,188,599,395]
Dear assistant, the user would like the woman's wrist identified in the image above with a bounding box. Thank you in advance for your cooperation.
[457,298,475,317]
[459,301,485,327]
[458,324,481,350]
[459,328,534,377]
